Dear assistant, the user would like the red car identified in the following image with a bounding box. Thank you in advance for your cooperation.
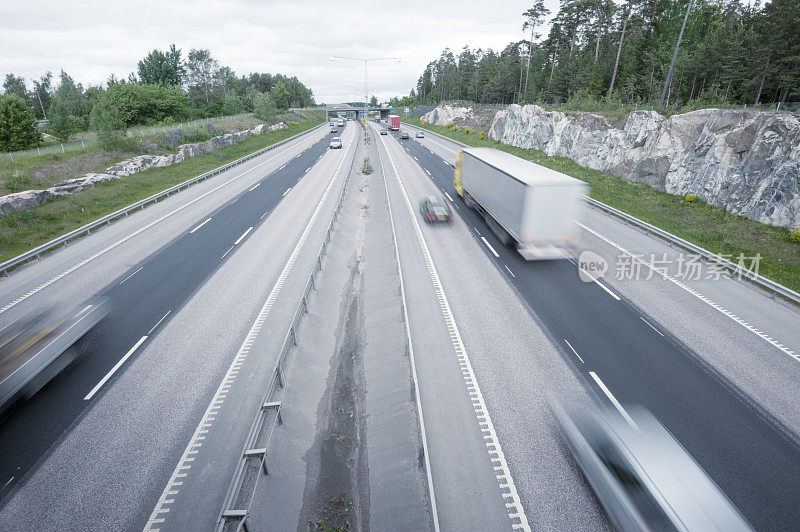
[419,195,452,223]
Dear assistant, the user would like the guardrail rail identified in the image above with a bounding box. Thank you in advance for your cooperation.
[402,121,800,306]
[0,122,326,277]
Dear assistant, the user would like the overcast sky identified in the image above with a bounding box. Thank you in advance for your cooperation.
[1,0,562,104]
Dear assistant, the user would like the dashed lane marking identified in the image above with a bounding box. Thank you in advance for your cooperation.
[564,339,584,363]
[189,218,212,234]
[504,265,515,278]
[377,132,531,532]
[481,237,500,258]
[144,130,357,532]
[640,317,664,337]
[119,267,143,285]
[84,335,148,400]
[0,132,325,316]
[283,187,292,196]
[234,227,253,246]
[578,221,798,362]
[444,192,453,202]
[249,183,260,191]
[589,371,637,430]
[148,309,172,335]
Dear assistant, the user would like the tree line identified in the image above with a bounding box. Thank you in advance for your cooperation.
[1,45,316,151]
[406,0,798,111]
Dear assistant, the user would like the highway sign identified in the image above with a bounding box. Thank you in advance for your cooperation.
[404,107,410,114]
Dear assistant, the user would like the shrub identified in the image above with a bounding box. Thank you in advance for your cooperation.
[790,228,800,243]
[253,92,277,121]
[104,83,189,125]
[0,94,42,151]
[685,194,700,203]
[90,96,130,150]
[155,124,223,151]
[478,131,486,140]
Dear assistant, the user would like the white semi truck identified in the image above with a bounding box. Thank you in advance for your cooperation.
[454,147,587,260]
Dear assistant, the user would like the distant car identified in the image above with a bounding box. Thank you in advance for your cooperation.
[380,129,388,135]
[416,131,425,138]
[330,128,337,134]
[329,137,342,149]
[419,195,452,223]
[400,132,409,139]
[554,403,752,532]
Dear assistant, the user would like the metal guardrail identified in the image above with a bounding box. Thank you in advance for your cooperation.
[215,137,356,532]
[0,122,326,277]
[402,121,800,306]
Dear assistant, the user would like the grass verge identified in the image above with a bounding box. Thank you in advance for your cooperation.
[0,117,324,263]
[411,120,800,295]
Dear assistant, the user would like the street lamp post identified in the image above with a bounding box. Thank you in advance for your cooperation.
[330,56,400,121]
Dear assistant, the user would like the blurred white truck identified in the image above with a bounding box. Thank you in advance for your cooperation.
[454,147,587,260]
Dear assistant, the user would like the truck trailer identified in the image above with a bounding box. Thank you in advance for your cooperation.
[387,115,400,131]
[454,147,587,260]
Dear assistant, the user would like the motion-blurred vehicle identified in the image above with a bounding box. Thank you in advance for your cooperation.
[416,131,425,138]
[388,115,400,131]
[380,129,388,135]
[454,147,587,260]
[400,132,409,139]
[554,402,752,532]
[419,195,452,223]
[337,118,345,128]
[329,137,342,149]
[0,300,110,416]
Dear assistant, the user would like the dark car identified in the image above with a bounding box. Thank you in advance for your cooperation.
[400,132,409,139]
[380,129,388,135]
[419,195,452,223]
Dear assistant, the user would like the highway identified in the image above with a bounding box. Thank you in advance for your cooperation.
[0,116,798,530]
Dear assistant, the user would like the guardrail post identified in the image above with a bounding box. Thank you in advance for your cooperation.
[276,365,284,387]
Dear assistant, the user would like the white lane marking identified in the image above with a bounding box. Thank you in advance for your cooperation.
[577,264,621,301]
[279,164,286,170]
[640,316,665,337]
[249,183,260,191]
[148,309,172,335]
[564,339,584,363]
[283,187,292,197]
[220,246,234,260]
[119,266,143,285]
[504,265,515,278]
[589,371,638,430]
[189,218,212,234]
[84,336,148,400]
[414,156,418,161]
[230,198,238,204]
[145,129,357,532]
[481,237,500,258]
[260,209,270,220]
[376,149,441,532]
[376,132,531,531]
[2,476,13,490]
[234,226,253,246]
[305,167,311,173]
[0,129,326,316]
[577,221,798,361]
[474,227,481,236]
[444,192,453,202]
[426,169,432,176]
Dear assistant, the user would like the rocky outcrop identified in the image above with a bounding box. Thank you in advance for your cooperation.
[0,122,289,213]
[424,104,800,229]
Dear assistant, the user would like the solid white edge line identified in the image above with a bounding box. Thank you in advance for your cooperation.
[0,126,328,316]
[148,309,172,335]
[282,187,292,196]
[119,266,143,285]
[589,371,638,430]
[375,124,530,532]
[577,221,798,360]
[145,126,357,532]
[481,237,500,258]
[640,316,665,337]
[374,133,441,532]
[564,339,585,363]
[84,335,148,400]
[189,218,212,234]
[249,183,260,191]
[234,226,253,246]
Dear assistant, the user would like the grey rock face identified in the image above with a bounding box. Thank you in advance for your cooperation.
[0,121,287,213]
[426,104,800,229]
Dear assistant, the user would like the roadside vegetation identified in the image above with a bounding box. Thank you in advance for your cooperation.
[389,0,799,115]
[412,120,800,294]
[0,114,324,263]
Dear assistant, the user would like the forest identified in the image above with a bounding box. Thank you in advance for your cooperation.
[1,45,316,151]
[403,0,799,111]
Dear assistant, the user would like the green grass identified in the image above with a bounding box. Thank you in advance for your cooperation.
[412,120,800,295]
[0,117,324,263]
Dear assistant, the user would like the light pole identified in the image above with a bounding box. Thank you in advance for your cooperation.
[330,56,400,121]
